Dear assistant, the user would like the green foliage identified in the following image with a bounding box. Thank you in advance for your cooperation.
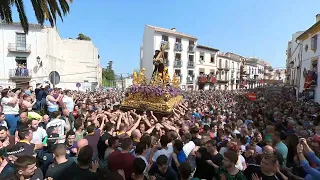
[0,0,71,33]
[102,68,116,87]
[76,33,91,41]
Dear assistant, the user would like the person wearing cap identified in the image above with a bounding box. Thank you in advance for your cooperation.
[0,144,25,178]
[46,111,69,143]
[39,132,59,174]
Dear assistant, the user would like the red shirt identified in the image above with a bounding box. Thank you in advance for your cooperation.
[108,151,135,179]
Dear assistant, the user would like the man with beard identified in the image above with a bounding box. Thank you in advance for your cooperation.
[30,119,47,145]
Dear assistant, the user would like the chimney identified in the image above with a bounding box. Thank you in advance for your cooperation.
[171,28,176,32]
[316,14,320,22]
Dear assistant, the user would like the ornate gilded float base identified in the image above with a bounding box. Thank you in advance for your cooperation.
[121,94,183,113]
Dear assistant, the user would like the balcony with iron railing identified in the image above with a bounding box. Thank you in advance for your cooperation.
[9,68,32,79]
[188,45,195,52]
[174,60,182,68]
[174,42,183,51]
[8,43,31,53]
[187,61,194,68]
[187,75,195,84]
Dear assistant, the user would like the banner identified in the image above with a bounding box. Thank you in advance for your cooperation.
[247,93,257,101]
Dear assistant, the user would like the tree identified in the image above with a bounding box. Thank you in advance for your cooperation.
[76,33,91,41]
[0,0,72,33]
[102,68,116,87]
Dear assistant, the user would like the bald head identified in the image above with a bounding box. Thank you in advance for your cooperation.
[263,145,274,154]
[77,139,88,153]
[43,115,50,123]
[131,129,141,139]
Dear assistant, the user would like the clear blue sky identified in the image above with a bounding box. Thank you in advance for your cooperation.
[15,0,320,74]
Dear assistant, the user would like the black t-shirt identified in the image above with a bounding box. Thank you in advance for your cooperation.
[149,163,178,180]
[194,149,223,180]
[64,163,98,180]
[46,159,75,180]
[192,137,201,146]
[242,152,257,165]
[244,164,284,180]
[97,132,112,159]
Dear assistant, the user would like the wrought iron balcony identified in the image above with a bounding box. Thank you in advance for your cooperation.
[9,68,32,79]
[8,43,31,53]
[174,60,182,68]
[174,43,183,51]
[160,41,170,50]
[187,76,194,84]
[187,61,194,68]
[188,45,195,52]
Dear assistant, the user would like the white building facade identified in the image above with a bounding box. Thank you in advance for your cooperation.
[0,23,101,91]
[194,45,219,90]
[293,15,320,102]
[141,25,197,89]
[286,31,304,87]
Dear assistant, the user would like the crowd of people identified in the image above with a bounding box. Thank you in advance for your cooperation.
[0,84,320,180]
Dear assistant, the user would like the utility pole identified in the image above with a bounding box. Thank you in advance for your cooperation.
[121,74,124,91]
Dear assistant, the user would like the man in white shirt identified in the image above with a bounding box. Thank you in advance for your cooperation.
[46,111,69,143]
[30,119,47,144]
[62,90,74,113]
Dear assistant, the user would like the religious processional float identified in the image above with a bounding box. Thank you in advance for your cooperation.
[121,42,183,114]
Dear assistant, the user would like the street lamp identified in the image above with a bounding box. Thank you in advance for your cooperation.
[37,56,42,67]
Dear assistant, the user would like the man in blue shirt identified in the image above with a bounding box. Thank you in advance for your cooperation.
[172,139,187,171]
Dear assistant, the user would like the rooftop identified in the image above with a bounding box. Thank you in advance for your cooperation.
[296,21,320,40]
[146,25,197,40]
[196,45,219,52]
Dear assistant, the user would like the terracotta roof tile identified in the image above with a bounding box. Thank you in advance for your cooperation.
[146,25,197,40]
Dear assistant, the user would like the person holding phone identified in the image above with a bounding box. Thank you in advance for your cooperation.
[297,138,320,179]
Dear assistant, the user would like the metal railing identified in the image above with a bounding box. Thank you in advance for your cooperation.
[188,45,195,52]
[8,43,31,52]
[174,43,183,51]
[174,60,182,68]
[187,76,194,84]
[187,61,194,68]
[9,68,32,78]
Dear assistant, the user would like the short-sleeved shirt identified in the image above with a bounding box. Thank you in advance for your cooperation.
[84,129,101,155]
[108,151,135,179]
[1,97,19,114]
[46,119,66,143]
[66,142,77,157]
[15,140,36,156]
[31,127,47,144]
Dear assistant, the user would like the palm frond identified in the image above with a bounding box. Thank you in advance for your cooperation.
[30,0,45,25]
[58,0,70,15]
[49,0,63,21]
[0,0,13,23]
[14,0,28,33]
